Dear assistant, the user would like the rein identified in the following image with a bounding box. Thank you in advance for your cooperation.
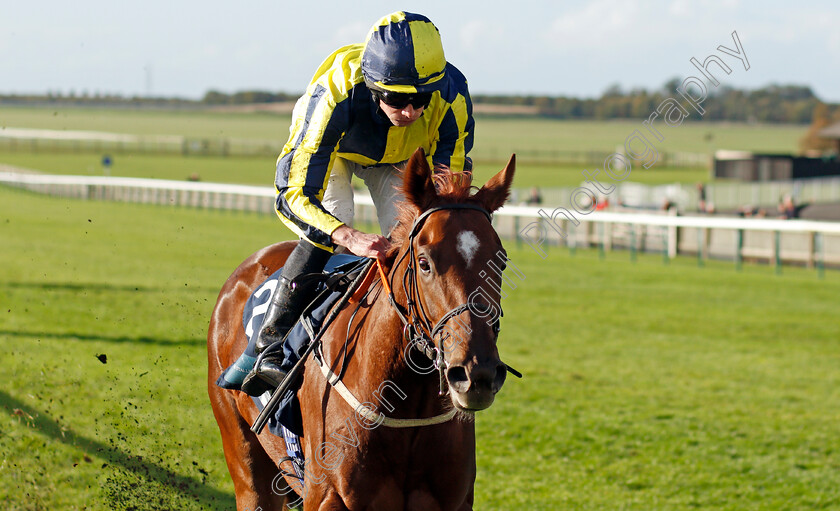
[316,351,457,428]
[383,203,499,395]
[316,203,512,429]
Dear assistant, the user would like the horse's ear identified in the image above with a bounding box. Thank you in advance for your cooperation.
[474,154,516,213]
[403,147,436,209]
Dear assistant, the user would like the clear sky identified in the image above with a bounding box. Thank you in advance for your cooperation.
[2,0,838,101]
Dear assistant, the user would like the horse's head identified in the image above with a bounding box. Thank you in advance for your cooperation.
[388,148,515,412]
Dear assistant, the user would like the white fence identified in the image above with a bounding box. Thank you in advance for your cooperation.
[3,171,840,272]
[501,205,840,272]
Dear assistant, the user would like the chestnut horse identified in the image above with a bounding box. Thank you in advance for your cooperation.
[208,148,515,510]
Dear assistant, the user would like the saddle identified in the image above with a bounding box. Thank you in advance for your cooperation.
[215,253,370,436]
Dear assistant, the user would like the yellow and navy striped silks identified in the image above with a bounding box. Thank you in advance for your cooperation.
[361,11,446,94]
[274,43,474,252]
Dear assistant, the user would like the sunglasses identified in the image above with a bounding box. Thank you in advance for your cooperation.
[373,90,432,110]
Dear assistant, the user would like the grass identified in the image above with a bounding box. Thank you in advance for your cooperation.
[0,189,269,510]
[0,106,808,155]
[0,150,277,185]
[0,106,291,140]
[0,150,709,189]
[0,105,807,189]
[479,248,840,509]
[473,116,807,157]
[2,185,839,509]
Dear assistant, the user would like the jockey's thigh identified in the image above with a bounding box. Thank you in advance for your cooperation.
[353,161,406,237]
[321,157,356,227]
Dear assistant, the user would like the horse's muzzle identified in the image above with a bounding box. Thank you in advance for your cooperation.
[446,360,507,411]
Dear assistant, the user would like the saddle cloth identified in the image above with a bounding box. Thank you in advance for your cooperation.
[215,253,366,438]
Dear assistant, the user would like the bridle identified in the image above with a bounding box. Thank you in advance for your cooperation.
[379,203,501,396]
[310,201,518,430]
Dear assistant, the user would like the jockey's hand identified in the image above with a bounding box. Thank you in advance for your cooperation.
[331,225,391,261]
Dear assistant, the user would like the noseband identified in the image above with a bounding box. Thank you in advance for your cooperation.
[382,203,501,395]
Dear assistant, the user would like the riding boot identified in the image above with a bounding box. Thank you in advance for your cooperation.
[241,241,331,396]
[256,276,298,353]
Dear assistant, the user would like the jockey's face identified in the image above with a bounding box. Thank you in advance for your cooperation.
[378,100,424,127]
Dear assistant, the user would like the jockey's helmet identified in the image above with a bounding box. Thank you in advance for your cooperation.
[361,12,447,95]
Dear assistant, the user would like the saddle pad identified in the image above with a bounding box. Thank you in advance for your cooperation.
[215,253,365,436]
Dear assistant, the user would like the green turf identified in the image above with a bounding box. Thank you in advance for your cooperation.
[473,117,807,156]
[0,150,709,189]
[0,151,278,185]
[1,186,838,510]
[0,106,291,140]
[0,106,808,155]
[0,106,805,189]
[479,247,840,509]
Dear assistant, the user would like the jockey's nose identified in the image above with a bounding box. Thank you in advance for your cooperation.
[401,104,422,120]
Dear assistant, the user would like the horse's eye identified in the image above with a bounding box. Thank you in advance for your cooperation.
[418,257,431,274]
[497,250,508,270]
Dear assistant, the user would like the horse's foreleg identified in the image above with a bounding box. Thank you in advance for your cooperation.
[457,485,474,510]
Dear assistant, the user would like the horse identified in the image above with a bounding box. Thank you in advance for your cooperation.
[208,147,516,510]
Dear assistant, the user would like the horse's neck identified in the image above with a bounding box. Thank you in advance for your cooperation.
[357,292,410,378]
[349,271,446,417]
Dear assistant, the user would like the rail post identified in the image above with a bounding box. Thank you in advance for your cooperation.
[569,222,576,256]
[816,232,825,280]
[697,227,704,268]
[598,223,606,260]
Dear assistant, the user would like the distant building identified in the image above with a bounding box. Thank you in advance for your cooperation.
[818,121,840,154]
[714,151,840,181]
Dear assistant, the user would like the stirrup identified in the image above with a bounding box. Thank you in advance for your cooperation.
[241,354,287,396]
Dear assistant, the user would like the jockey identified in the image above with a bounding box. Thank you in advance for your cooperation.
[242,11,475,395]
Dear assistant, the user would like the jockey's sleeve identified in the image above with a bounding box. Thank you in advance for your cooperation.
[429,65,474,172]
[274,85,351,252]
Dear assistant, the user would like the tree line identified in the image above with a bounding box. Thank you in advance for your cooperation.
[472,80,839,124]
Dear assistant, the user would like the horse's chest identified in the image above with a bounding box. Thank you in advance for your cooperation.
[306,447,473,510]
[342,476,467,511]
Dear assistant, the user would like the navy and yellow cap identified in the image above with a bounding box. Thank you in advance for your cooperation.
[361,12,447,94]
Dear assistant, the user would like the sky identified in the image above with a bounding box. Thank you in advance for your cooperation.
[1,0,839,101]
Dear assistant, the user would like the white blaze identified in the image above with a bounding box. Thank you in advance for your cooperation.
[457,231,480,268]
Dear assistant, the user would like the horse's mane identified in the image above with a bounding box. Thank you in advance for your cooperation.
[387,166,480,258]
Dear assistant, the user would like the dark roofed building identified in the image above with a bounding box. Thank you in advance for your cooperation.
[714,151,840,181]
[818,121,840,153]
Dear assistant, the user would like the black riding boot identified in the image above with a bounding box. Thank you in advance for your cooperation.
[241,241,331,396]
[239,276,297,396]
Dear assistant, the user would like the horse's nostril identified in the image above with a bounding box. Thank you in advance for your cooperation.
[446,366,469,393]
[469,366,495,391]
[493,364,507,393]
